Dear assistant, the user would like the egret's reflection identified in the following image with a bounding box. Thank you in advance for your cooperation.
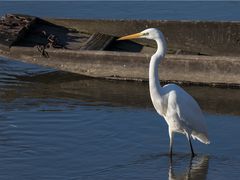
[169,155,209,180]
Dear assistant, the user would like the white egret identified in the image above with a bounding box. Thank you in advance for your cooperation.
[118,28,210,157]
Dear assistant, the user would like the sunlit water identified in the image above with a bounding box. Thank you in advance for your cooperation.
[1,1,240,180]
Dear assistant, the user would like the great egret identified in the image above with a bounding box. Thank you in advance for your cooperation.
[118,28,210,157]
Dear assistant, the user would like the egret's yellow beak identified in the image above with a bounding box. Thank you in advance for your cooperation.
[117,32,143,40]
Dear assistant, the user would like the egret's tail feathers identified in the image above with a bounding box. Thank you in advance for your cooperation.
[192,132,210,144]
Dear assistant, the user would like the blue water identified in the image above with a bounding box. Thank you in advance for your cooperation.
[1,1,240,21]
[1,65,240,179]
[1,1,240,180]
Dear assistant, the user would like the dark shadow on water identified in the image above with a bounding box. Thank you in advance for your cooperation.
[1,70,240,115]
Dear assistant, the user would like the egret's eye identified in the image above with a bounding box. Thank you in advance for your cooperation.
[143,32,149,36]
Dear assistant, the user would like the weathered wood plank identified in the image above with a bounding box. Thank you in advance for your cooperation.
[80,33,115,50]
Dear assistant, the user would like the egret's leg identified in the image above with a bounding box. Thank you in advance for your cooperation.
[169,130,174,157]
[189,138,195,157]
[186,154,194,175]
[187,134,195,157]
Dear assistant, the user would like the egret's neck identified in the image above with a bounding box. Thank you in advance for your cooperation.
[149,38,166,116]
[149,39,166,93]
[146,34,167,116]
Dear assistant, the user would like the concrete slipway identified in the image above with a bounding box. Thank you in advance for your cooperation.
[0,14,240,87]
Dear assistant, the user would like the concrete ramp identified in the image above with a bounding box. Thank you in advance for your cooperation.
[1,14,240,87]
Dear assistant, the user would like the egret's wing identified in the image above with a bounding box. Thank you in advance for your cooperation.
[176,92,207,133]
[165,84,208,137]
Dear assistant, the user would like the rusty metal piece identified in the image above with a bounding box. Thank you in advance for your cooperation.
[36,44,49,58]
[34,30,64,57]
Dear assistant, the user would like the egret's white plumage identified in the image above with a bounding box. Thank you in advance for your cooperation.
[118,28,210,156]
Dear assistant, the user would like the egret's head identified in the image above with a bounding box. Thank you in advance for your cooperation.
[118,28,167,56]
[118,28,164,41]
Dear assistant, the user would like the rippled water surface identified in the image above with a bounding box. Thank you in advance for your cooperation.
[1,57,240,179]
[1,1,240,180]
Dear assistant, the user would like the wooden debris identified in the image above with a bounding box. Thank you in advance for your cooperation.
[0,14,36,49]
[81,33,115,50]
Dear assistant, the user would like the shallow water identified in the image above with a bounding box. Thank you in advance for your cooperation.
[1,58,240,179]
[1,1,240,179]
